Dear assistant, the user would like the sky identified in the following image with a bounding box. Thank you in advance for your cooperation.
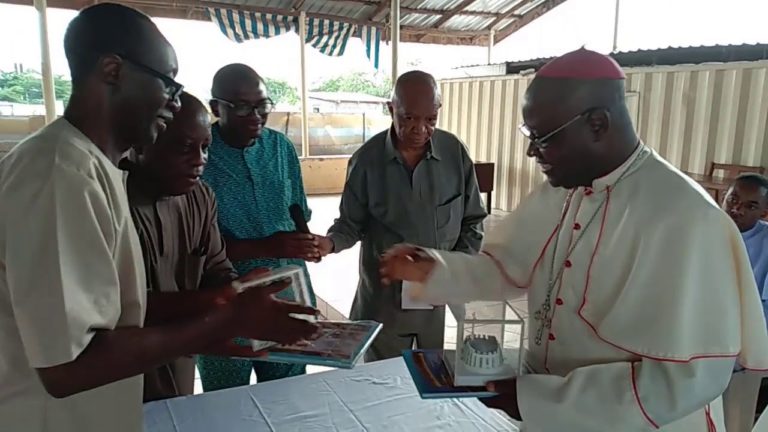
[1,0,767,101]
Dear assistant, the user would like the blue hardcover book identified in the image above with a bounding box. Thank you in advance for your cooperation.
[402,349,498,399]
[249,320,383,369]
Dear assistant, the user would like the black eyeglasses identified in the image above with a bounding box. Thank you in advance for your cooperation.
[120,55,184,101]
[519,108,600,150]
[212,97,275,117]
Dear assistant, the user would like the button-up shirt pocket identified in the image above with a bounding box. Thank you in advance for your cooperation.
[436,193,463,248]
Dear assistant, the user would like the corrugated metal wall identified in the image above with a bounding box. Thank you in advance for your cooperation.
[439,60,768,212]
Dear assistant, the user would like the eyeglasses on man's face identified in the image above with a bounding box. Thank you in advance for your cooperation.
[120,55,184,102]
[519,108,601,150]
[211,97,275,117]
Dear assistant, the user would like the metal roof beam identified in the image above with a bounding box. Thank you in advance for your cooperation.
[494,0,567,43]
[327,0,500,18]
[429,0,476,29]
[485,0,528,31]
[364,0,388,21]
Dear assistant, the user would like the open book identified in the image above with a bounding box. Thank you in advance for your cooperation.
[249,320,383,369]
[235,266,381,369]
[402,349,498,399]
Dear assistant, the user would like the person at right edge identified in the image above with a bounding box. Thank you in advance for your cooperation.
[318,70,487,361]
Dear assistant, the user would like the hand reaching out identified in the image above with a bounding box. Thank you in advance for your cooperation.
[266,231,321,262]
[379,243,437,285]
[316,235,334,257]
[481,378,521,421]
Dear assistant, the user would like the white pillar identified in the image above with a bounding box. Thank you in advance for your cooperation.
[612,0,621,52]
[299,11,310,158]
[34,0,56,123]
[487,29,495,64]
[391,0,400,83]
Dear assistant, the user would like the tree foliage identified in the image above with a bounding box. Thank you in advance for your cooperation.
[312,72,392,99]
[0,71,72,105]
[264,77,299,105]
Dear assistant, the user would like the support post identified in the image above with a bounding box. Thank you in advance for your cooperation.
[612,0,621,52]
[487,29,495,64]
[34,0,56,123]
[299,11,310,158]
[391,0,400,82]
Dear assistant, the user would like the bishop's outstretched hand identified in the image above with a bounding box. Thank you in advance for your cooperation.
[379,244,437,286]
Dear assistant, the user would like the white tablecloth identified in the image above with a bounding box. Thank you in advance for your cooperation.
[144,358,518,431]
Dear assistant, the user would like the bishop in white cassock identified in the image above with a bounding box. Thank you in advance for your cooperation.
[380,49,768,432]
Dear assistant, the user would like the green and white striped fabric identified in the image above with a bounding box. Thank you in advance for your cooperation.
[208,7,382,69]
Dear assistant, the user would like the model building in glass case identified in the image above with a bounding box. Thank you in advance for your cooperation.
[446,300,525,387]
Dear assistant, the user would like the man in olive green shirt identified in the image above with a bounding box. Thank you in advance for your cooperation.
[319,71,487,361]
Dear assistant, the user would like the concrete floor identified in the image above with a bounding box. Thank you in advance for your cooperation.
[193,194,525,393]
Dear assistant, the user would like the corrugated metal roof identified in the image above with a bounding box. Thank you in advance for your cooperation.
[407,0,469,10]
[400,13,443,28]
[465,0,521,13]
[5,0,569,46]
[442,15,495,31]
[455,44,768,75]
[309,91,389,103]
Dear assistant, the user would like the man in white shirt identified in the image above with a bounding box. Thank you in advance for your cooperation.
[0,4,318,432]
[380,48,768,432]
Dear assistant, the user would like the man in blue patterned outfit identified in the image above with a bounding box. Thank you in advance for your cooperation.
[197,64,320,390]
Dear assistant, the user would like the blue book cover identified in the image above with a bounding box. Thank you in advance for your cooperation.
[250,320,382,369]
[402,349,498,399]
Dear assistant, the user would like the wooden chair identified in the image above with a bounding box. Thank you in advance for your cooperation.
[473,162,495,214]
[707,162,765,179]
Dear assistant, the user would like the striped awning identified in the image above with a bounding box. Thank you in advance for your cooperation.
[208,7,381,70]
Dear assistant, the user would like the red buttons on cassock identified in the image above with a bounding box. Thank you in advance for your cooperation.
[573,222,581,230]
[584,188,593,196]
[564,260,572,268]
[549,333,556,341]
[555,298,564,306]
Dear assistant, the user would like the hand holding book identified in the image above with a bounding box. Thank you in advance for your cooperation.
[229,268,320,346]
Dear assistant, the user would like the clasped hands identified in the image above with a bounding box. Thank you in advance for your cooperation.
[265,231,334,263]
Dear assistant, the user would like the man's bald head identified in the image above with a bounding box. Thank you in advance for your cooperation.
[392,70,441,106]
[141,92,211,196]
[211,63,263,99]
[388,70,442,151]
[64,3,165,85]
[525,77,628,124]
[63,2,180,157]
[175,92,210,128]
[210,64,271,143]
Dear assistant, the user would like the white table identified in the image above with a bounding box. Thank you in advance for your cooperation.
[144,358,518,431]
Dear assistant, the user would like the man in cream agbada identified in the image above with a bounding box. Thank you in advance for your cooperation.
[381,48,768,432]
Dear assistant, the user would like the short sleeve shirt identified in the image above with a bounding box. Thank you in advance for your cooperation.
[0,118,146,432]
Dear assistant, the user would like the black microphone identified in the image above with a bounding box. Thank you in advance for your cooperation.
[289,204,310,234]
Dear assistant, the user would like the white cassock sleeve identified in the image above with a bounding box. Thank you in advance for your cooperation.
[517,358,735,431]
[5,163,122,368]
[421,249,528,303]
[418,204,550,304]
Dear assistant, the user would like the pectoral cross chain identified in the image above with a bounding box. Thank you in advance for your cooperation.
[533,295,553,345]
